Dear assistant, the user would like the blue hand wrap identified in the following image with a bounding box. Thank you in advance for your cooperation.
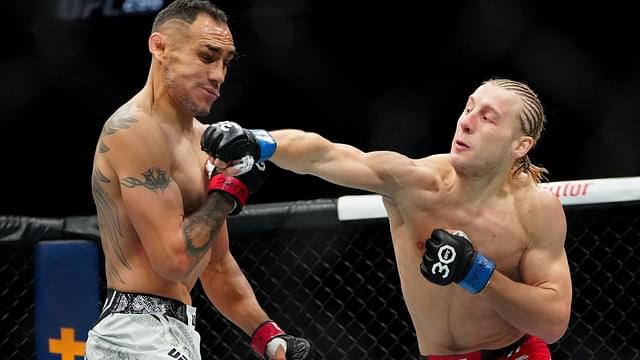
[459,253,496,294]
[249,129,277,163]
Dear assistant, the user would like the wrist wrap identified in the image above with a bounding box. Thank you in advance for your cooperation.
[458,252,496,294]
[249,129,277,163]
[251,321,285,359]
[208,174,249,215]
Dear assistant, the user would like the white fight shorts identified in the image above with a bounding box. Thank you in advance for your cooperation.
[85,289,200,360]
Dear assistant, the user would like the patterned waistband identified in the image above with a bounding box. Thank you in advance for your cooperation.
[420,335,529,360]
[98,289,196,327]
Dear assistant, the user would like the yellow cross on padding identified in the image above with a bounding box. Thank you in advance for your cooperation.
[49,327,85,360]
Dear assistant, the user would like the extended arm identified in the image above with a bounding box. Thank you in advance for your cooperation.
[270,129,416,197]
[201,123,440,198]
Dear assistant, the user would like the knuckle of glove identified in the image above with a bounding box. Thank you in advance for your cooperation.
[215,132,258,162]
[200,126,218,154]
[224,139,253,161]
[281,335,312,360]
[430,228,448,244]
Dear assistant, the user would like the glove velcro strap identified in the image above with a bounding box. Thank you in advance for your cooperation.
[249,129,277,163]
[208,174,249,210]
[251,321,285,359]
[458,253,496,294]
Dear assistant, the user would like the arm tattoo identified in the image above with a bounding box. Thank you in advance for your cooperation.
[98,141,110,154]
[91,167,132,283]
[98,102,137,154]
[121,168,172,194]
[182,193,231,261]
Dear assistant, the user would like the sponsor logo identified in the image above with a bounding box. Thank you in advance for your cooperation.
[431,245,456,279]
[541,182,593,198]
[168,348,190,360]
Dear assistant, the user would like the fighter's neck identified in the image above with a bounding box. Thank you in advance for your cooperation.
[451,169,512,206]
[142,67,195,131]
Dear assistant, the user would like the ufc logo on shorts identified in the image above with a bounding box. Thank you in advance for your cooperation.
[168,348,189,360]
[431,244,456,279]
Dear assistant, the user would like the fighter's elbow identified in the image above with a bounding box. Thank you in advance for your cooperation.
[540,327,567,345]
[539,310,571,344]
[151,250,192,282]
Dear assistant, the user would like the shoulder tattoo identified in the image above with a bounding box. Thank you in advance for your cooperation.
[98,102,137,154]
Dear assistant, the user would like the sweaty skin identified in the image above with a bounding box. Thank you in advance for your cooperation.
[264,83,572,355]
[91,13,275,339]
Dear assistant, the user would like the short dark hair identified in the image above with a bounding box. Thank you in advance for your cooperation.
[152,0,228,32]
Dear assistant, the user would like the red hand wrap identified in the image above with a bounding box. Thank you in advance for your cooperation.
[208,174,249,206]
[251,321,285,359]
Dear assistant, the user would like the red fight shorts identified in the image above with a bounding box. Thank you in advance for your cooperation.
[420,334,551,360]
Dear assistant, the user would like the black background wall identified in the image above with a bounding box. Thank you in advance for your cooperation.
[2,0,639,217]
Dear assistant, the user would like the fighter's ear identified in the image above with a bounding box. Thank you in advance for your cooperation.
[513,135,534,159]
[149,32,167,61]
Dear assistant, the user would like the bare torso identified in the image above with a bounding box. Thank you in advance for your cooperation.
[384,155,537,354]
[91,92,211,305]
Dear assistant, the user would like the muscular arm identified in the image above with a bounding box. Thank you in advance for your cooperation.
[270,129,437,197]
[105,114,233,282]
[480,194,572,343]
[199,225,269,335]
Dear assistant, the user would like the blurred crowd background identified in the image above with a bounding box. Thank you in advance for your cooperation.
[2,0,639,217]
